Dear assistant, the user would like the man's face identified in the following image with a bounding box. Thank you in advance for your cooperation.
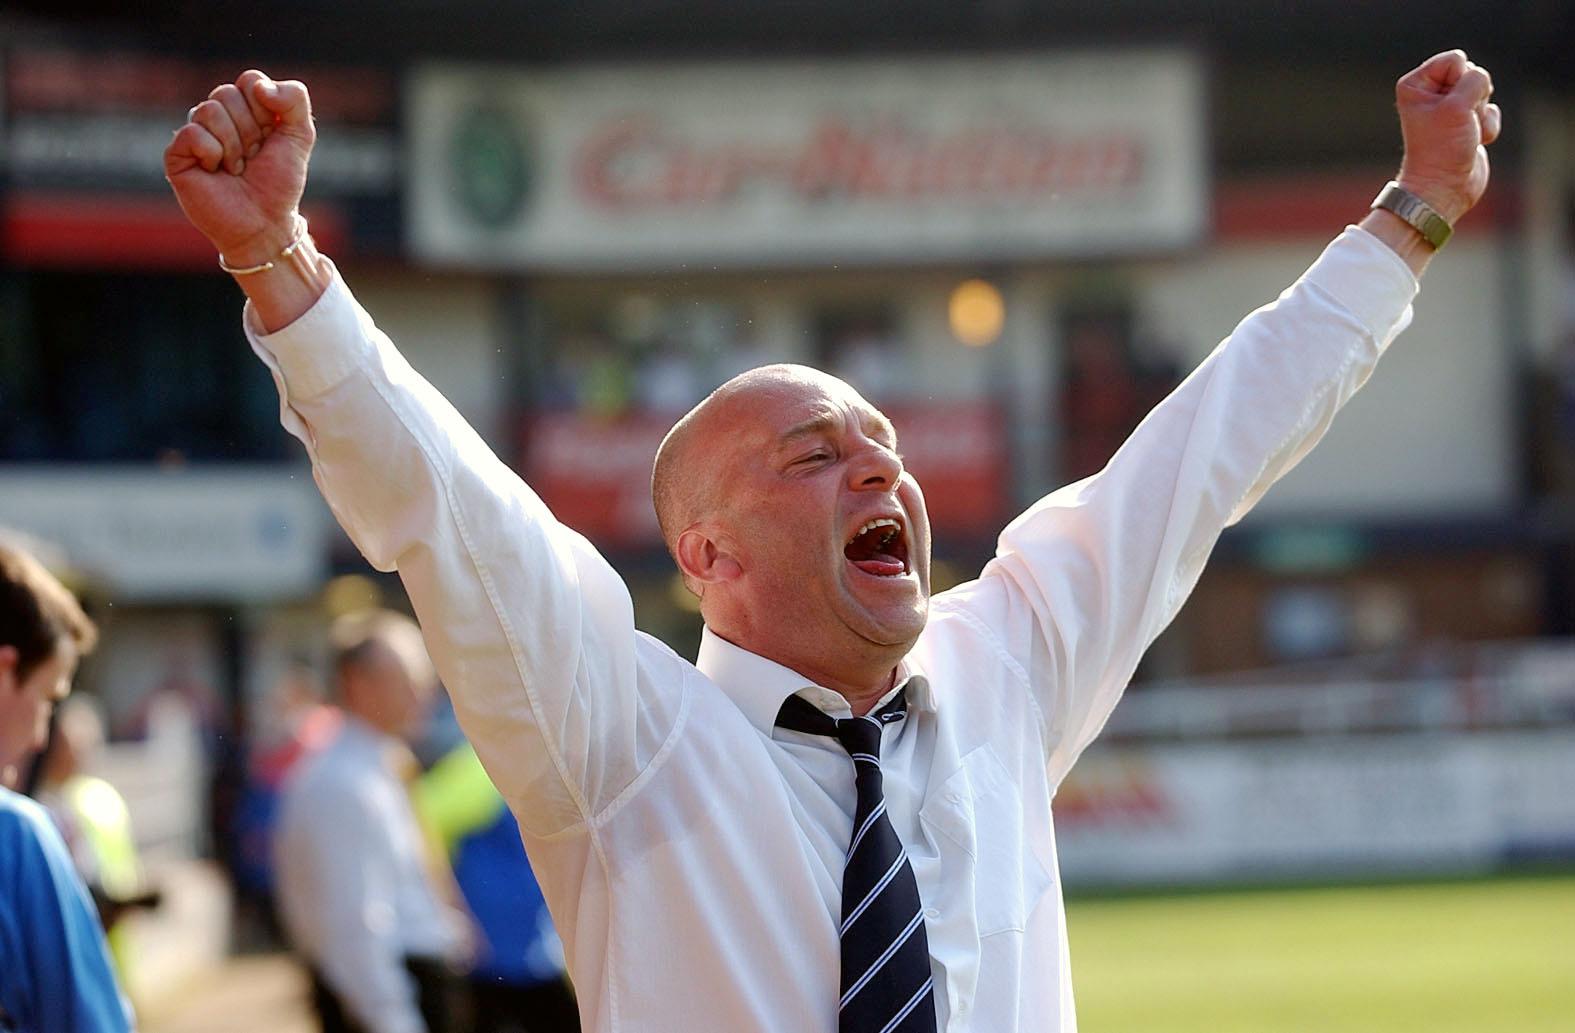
[344,641,435,739]
[0,640,77,781]
[701,370,932,662]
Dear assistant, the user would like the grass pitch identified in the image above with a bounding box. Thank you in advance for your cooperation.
[1066,874,1575,1033]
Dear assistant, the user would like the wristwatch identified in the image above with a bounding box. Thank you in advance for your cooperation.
[1371,181,1453,250]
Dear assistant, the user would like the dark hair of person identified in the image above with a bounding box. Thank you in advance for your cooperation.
[0,543,98,681]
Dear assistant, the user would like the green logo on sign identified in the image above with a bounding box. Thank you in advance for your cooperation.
[449,106,530,228]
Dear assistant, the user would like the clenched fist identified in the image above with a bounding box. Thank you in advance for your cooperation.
[1393,50,1500,225]
[164,70,317,269]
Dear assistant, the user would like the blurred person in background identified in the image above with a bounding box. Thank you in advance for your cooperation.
[168,51,1498,1032]
[232,661,341,947]
[35,697,160,995]
[416,743,579,1033]
[0,542,134,1032]
[273,610,468,1033]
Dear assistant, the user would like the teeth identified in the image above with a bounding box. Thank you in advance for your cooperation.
[851,517,901,543]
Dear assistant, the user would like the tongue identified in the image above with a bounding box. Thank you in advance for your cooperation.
[851,554,905,577]
[845,527,905,577]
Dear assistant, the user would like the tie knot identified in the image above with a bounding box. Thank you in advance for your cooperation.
[834,714,884,757]
[776,689,908,763]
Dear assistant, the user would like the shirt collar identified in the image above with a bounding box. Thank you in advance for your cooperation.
[695,625,935,737]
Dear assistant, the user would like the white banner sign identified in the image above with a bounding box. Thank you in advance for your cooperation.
[408,50,1206,270]
[1055,731,1575,886]
[0,469,330,602]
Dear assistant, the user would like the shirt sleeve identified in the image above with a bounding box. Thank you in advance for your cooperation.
[945,226,1419,786]
[293,782,427,1033]
[2,797,134,1033]
[246,272,682,837]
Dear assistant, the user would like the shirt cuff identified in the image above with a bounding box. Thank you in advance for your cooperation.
[243,260,374,401]
[1303,225,1421,340]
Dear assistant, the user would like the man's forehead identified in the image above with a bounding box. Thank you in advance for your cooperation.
[776,401,895,442]
[724,376,889,438]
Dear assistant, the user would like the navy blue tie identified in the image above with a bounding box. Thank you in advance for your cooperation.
[777,690,937,1033]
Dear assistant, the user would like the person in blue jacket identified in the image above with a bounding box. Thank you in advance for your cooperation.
[0,540,133,1032]
[416,742,579,1033]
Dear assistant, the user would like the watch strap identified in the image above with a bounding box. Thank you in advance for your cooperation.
[1371,181,1453,250]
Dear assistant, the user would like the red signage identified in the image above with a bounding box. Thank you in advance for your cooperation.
[521,401,1009,548]
[1054,758,1177,830]
[521,413,669,547]
[576,117,1145,210]
[5,49,393,122]
[882,402,1009,536]
[0,46,398,267]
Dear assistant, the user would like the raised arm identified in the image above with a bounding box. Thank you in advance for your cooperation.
[163,70,331,329]
[944,51,1500,784]
[165,73,684,836]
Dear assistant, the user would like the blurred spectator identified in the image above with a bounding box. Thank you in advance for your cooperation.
[36,697,160,991]
[415,743,579,1033]
[0,541,133,1032]
[232,662,341,947]
[273,609,468,1033]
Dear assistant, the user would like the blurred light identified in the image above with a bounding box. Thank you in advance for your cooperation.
[667,573,702,614]
[948,279,1005,348]
[322,574,383,618]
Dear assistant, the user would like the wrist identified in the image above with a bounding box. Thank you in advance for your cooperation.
[1393,172,1470,225]
[237,231,334,335]
[1371,181,1453,252]
[1359,208,1436,279]
[217,215,307,273]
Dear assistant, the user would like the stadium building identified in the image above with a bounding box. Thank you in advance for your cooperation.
[0,0,1572,963]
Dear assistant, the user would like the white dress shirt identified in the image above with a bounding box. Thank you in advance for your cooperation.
[248,226,1417,1032]
[274,717,460,1033]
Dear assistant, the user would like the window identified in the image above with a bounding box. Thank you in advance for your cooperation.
[0,271,290,463]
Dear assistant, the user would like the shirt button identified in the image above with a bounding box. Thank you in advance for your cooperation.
[924,907,940,919]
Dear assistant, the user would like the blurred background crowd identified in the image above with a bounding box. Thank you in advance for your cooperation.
[0,1,1572,1031]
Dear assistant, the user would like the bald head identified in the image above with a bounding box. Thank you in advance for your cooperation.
[648,362,929,703]
[652,364,847,559]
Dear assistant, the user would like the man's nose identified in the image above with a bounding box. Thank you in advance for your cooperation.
[848,439,903,489]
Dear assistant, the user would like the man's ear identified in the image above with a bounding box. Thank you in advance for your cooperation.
[675,526,742,587]
[0,645,17,695]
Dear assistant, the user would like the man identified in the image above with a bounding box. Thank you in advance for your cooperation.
[415,742,579,1033]
[273,610,467,1033]
[36,698,158,993]
[166,51,1499,1031]
[0,541,134,1032]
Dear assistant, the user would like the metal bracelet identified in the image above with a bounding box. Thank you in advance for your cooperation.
[217,216,311,275]
[1371,181,1453,250]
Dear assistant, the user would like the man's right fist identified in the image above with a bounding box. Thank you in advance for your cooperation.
[1393,50,1500,226]
[164,70,316,269]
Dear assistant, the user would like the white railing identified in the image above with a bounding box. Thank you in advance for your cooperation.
[1107,639,1575,741]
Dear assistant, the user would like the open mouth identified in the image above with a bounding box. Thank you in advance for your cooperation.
[843,517,909,578]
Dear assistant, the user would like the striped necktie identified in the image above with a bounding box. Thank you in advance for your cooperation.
[777,689,938,1033]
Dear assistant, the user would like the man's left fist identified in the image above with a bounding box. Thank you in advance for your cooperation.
[1394,50,1501,225]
